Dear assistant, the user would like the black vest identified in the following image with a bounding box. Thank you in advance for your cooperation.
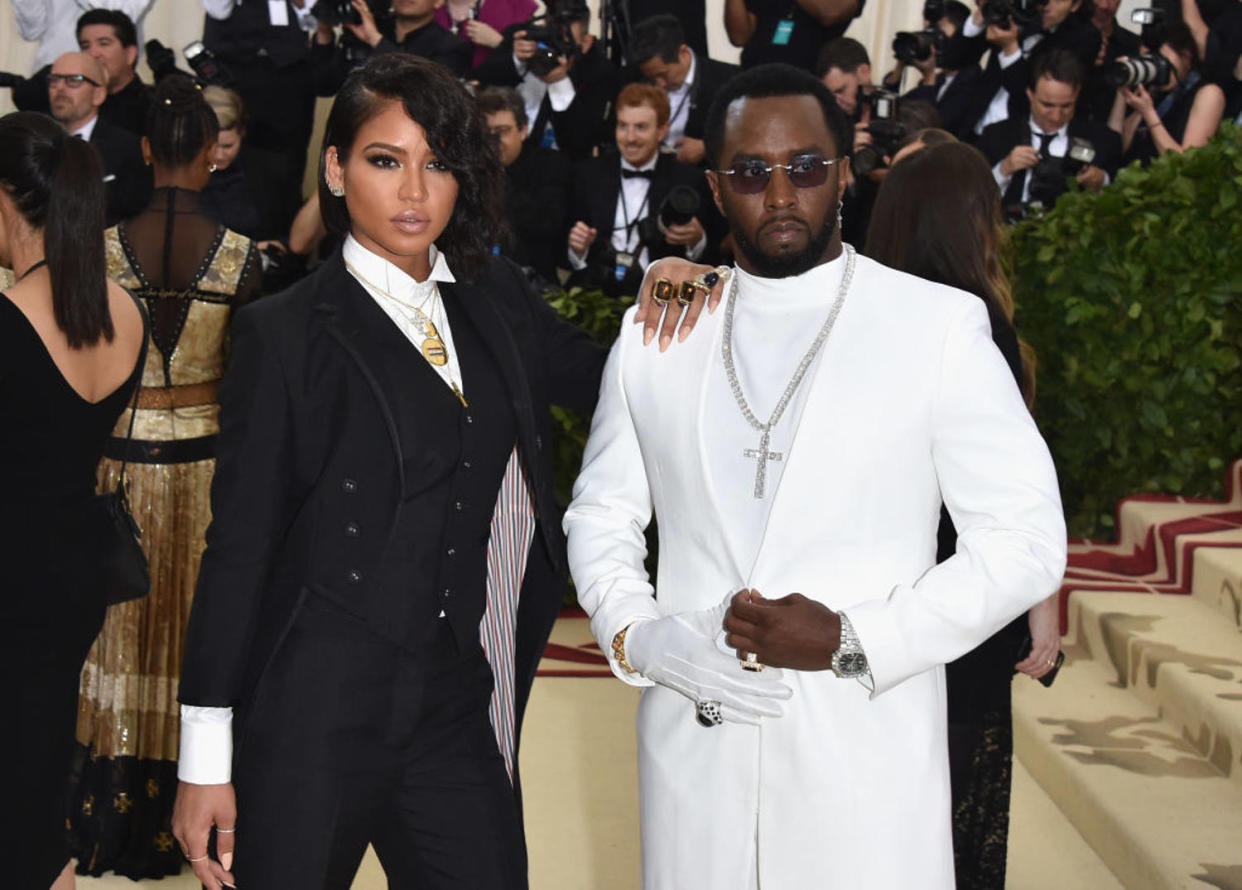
[203,0,309,68]
[367,293,518,654]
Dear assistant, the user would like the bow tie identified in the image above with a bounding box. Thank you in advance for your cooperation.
[622,168,654,180]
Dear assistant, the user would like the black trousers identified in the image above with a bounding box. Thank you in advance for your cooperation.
[231,594,526,890]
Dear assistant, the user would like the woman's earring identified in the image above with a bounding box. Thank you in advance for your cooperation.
[329,184,344,198]
[209,163,218,173]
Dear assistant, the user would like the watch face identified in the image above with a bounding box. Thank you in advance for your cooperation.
[837,651,868,676]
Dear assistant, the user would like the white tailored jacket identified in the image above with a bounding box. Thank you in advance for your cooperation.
[564,254,1067,890]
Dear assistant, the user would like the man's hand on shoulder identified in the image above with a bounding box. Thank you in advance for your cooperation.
[724,590,841,671]
[633,257,726,350]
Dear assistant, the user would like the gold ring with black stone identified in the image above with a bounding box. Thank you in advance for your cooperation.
[652,277,675,305]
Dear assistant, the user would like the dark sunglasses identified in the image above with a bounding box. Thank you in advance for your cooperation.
[48,73,100,88]
[712,155,844,195]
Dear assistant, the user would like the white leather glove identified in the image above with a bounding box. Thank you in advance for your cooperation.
[625,594,793,725]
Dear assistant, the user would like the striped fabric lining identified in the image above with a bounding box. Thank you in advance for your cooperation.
[480,445,536,782]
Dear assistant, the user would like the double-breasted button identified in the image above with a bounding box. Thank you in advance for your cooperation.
[535,434,543,451]
[346,569,362,584]
[454,500,464,511]
[342,478,358,493]
[441,587,453,599]
[462,460,472,469]
[465,414,474,424]
[345,521,360,538]
[446,547,456,557]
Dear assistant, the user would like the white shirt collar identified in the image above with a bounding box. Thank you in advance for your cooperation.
[620,154,659,173]
[1029,116,1069,141]
[342,233,455,304]
[72,114,99,142]
[672,51,697,95]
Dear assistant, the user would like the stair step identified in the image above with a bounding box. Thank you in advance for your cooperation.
[1013,651,1242,890]
[1192,544,1242,627]
[1068,591,1242,789]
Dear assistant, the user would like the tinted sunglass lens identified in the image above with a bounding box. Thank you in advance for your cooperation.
[788,163,829,188]
[732,164,770,194]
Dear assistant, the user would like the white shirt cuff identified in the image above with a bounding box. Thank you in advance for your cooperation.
[992,160,1012,190]
[178,705,234,784]
[999,46,1022,67]
[567,246,588,270]
[685,232,707,261]
[963,16,984,38]
[547,76,576,112]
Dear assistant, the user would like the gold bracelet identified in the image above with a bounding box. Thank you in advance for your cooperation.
[611,624,639,674]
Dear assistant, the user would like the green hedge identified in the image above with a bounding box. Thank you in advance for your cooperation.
[1012,124,1242,538]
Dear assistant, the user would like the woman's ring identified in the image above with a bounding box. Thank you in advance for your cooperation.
[652,277,675,305]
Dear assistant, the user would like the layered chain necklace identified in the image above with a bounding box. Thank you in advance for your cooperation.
[722,244,856,499]
[345,260,468,406]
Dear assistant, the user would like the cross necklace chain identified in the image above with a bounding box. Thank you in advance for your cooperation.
[722,244,856,499]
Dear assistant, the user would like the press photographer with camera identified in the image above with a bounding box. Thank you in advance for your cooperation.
[564,83,713,297]
[895,1,988,137]
[1085,0,1143,119]
[309,0,472,93]
[473,0,621,160]
[1109,20,1226,163]
[979,50,1119,214]
[627,14,739,166]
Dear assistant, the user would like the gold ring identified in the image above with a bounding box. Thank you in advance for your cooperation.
[652,277,675,305]
[676,280,705,306]
[187,854,209,863]
[216,827,236,834]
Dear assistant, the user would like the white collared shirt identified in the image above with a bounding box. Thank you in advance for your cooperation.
[341,234,465,399]
[665,51,697,148]
[992,116,1069,202]
[71,114,99,143]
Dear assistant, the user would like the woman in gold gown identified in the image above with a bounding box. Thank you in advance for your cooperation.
[68,75,259,880]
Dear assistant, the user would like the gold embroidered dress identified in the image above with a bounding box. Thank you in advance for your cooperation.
[69,187,258,879]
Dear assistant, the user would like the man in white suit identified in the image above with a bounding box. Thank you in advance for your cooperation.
[564,63,1067,889]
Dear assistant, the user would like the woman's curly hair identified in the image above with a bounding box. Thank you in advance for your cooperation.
[318,54,504,278]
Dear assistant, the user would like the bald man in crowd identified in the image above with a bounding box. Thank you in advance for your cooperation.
[47,51,149,224]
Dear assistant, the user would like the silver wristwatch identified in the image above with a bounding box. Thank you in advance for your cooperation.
[831,612,869,679]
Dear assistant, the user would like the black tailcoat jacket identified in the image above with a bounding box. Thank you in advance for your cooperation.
[178,251,605,755]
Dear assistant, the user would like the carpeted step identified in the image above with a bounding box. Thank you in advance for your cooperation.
[1192,543,1242,627]
[1068,590,1242,790]
[1013,631,1242,890]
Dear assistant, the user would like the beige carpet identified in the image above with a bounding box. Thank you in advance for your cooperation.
[78,618,1118,889]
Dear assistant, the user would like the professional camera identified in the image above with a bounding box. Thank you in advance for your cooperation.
[1131,8,1167,51]
[853,91,906,177]
[311,0,363,27]
[145,39,182,81]
[0,72,26,89]
[1026,137,1095,207]
[983,0,1047,29]
[183,41,234,86]
[893,28,946,63]
[521,10,582,78]
[637,184,700,246]
[1107,52,1173,88]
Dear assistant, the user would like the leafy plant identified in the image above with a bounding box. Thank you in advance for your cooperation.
[1011,124,1242,538]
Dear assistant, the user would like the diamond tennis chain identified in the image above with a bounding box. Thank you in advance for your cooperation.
[722,244,856,498]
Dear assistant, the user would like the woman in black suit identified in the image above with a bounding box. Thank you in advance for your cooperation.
[170,54,611,890]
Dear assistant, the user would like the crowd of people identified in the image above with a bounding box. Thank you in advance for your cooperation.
[0,0,1236,889]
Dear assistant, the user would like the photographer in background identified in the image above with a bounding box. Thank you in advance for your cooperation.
[565,83,713,296]
[77,9,151,137]
[477,86,571,285]
[898,1,988,137]
[201,0,317,213]
[979,50,1119,215]
[436,0,535,73]
[310,0,471,94]
[474,0,621,160]
[627,14,738,166]
[1110,21,1226,163]
[724,0,864,72]
[47,51,150,226]
[1086,0,1143,119]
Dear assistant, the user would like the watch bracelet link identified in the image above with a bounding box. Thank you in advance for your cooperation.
[612,623,639,674]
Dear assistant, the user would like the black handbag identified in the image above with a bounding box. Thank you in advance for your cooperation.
[97,374,150,606]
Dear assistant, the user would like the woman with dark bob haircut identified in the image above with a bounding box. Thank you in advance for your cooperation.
[168,52,659,890]
[0,111,146,890]
[866,139,1060,890]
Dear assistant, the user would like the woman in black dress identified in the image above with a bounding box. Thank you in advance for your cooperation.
[865,139,1061,890]
[0,111,147,890]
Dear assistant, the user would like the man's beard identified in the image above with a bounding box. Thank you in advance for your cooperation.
[729,210,837,279]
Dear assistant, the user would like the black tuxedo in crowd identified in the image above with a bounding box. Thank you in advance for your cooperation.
[475,34,622,160]
[179,251,605,886]
[904,67,985,140]
[501,142,572,284]
[89,117,151,226]
[565,149,715,295]
[1085,22,1142,122]
[99,76,152,138]
[310,19,472,95]
[977,114,1121,208]
[202,0,314,209]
